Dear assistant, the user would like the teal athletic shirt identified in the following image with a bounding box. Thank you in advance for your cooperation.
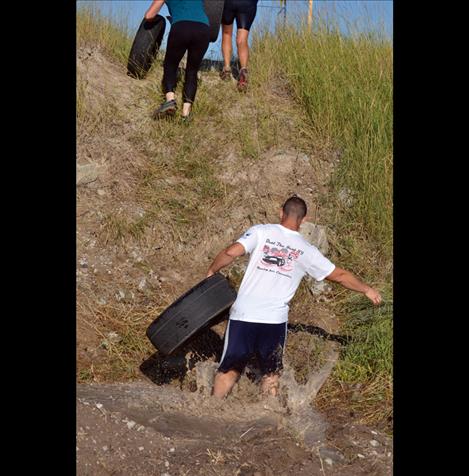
[165,0,209,26]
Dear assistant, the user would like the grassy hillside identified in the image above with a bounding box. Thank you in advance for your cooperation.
[76,5,393,430]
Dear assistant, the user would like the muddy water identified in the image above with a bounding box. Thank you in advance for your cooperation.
[190,338,340,448]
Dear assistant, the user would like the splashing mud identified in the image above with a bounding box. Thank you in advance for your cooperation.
[190,335,340,448]
[77,332,392,475]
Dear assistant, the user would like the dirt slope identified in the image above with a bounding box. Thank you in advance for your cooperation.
[76,47,392,475]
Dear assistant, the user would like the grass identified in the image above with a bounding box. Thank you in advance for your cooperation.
[250,16,393,427]
[77,4,132,65]
[76,6,393,429]
[251,21,392,255]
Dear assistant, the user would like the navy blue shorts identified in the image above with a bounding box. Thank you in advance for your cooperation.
[218,320,287,375]
[222,0,258,31]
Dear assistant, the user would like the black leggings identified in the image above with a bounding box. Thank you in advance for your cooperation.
[162,21,210,104]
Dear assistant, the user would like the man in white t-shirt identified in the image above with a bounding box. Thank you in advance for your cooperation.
[206,195,382,399]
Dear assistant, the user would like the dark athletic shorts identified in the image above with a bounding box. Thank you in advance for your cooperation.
[221,0,258,31]
[218,319,287,375]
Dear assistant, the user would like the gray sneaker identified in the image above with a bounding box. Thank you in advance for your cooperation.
[152,99,177,119]
[220,67,232,81]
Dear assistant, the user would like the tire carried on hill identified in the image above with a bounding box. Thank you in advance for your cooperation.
[127,15,166,79]
[204,0,225,42]
[146,273,237,356]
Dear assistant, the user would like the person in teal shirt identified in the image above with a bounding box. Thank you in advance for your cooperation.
[145,0,210,121]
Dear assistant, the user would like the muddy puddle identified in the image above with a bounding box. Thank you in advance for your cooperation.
[80,329,339,448]
[77,329,393,475]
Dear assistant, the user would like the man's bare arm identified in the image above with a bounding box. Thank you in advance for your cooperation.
[207,243,246,277]
[326,267,382,305]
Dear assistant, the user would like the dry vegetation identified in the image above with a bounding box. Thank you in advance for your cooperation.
[77,5,392,431]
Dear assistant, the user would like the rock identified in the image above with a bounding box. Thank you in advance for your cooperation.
[77,163,100,186]
[138,278,146,291]
[357,454,365,459]
[299,222,329,255]
[324,458,333,466]
[101,331,122,349]
[97,189,106,196]
[338,188,354,207]
[319,447,345,463]
[307,279,333,297]
[125,420,136,430]
[370,440,380,447]
[79,257,88,268]
[115,290,134,302]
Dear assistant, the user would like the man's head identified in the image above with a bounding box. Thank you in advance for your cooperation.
[280,195,308,229]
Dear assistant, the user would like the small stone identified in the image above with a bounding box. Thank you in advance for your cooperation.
[79,258,88,268]
[97,298,107,306]
[126,420,136,430]
[388,452,392,457]
[107,331,121,343]
[138,278,146,291]
[77,163,100,186]
[169,448,175,452]
[165,461,170,468]
[138,447,144,451]
[324,458,333,466]
[96,403,103,409]
[357,454,365,459]
[371,430,378,435]
[102,446,108,452]
[97,189,106,196]
[370,440,380,447]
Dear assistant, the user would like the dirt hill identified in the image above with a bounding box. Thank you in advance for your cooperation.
[76,45,392,475]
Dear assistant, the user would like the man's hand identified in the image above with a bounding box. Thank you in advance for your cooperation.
[326,267,382,306]
[206,243,246,279]
[365,287,382,305]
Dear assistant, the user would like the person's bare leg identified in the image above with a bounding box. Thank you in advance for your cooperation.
[212,370,240,398]
[165,92,175,102]
[236,29,250,69]
[182,102,191,117]
[260,373,280,397]
[221,24,234,70]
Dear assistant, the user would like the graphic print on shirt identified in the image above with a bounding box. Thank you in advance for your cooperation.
[257,238,304,277]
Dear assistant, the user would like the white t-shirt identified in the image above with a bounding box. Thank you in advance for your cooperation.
[229,224,335,324]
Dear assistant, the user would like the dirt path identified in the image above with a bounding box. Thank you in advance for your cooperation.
[77,378,392,475]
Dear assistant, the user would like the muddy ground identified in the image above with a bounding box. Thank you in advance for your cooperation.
[77,374,392,475]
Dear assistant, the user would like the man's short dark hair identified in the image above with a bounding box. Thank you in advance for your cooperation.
[282,195,307,220]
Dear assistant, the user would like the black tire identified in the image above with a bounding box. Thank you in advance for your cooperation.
[204,0,225,42]
[127,15,166,79]
[146,273,237,356]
